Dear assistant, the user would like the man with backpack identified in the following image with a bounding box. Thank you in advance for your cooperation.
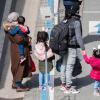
[52,3,85,94]
[49,0,84,94]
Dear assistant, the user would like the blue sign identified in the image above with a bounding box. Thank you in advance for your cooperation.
[95,23,100,33]
[48,0,54,11]
[40,89,48,100]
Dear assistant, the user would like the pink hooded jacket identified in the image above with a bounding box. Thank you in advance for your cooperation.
[19,25,29,34]
[83,54,100,80]
[34,42,54,61]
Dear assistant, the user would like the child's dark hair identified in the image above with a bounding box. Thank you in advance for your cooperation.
[93,49,100,58]
[37,31,49,51]
[17,16,25,25]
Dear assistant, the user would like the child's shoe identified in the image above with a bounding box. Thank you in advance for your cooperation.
[20,56,26,64]
[39,85,46,91]
[64,86,80,94]
[42,86,46,90]
[60,83,66,91]
[39,85,43,91]
[93,91,100,96]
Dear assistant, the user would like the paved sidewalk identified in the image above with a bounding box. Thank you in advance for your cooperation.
[0,43,25,100]
[0,0,100,100]
[24,0,100,100]
[0,0,40,100]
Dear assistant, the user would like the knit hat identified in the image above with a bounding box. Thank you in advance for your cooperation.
[7,12,19,23]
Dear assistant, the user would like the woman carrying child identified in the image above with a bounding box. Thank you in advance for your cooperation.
[3,12,32,92]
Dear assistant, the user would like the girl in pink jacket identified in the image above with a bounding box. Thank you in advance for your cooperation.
[34,31,54,90]
[82,47,100,96]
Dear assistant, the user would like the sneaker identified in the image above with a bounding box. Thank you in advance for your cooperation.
[64,86,80,94]
[39,86,43,91]
[39,85,47,91]
[94,91,100,96]
[42,86,46,90]
[70,87,80,94]
[20,57,26,64]
[60,83,66,91]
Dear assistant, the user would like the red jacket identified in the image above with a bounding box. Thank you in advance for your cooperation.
[83,54,100,80]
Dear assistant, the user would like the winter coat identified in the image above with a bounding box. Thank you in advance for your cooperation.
[9,25,30,37]
[5,31,32,84]
[34,42,54,61]
[83,54,100,80]
[34,42,54,73]
[67,16,85,50]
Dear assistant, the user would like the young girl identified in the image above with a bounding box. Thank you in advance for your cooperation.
[34,31,54,90]
[82,46,100,96]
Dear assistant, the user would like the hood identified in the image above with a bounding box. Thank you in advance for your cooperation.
[35,42,45,54]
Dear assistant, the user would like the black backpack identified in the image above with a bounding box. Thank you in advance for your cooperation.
[49,20,70,56]
[55,57,82,77]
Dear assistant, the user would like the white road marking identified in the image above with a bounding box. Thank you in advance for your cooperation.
[83,11,100,13]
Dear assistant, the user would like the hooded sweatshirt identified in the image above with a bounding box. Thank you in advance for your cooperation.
[9,25,30,37]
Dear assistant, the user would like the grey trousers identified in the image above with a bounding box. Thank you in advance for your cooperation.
[60,48,77,86]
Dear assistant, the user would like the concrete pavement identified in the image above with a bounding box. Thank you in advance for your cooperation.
[0,0,40,100]
[54,0,100,100]
[0,0,100,100]
[26,0,100,100]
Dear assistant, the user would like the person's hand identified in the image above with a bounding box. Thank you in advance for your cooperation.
[82,50,86,55]
[3,22,11,31]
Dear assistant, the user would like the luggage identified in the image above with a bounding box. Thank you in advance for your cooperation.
[72,57,82,77]
[56,57,82,77]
